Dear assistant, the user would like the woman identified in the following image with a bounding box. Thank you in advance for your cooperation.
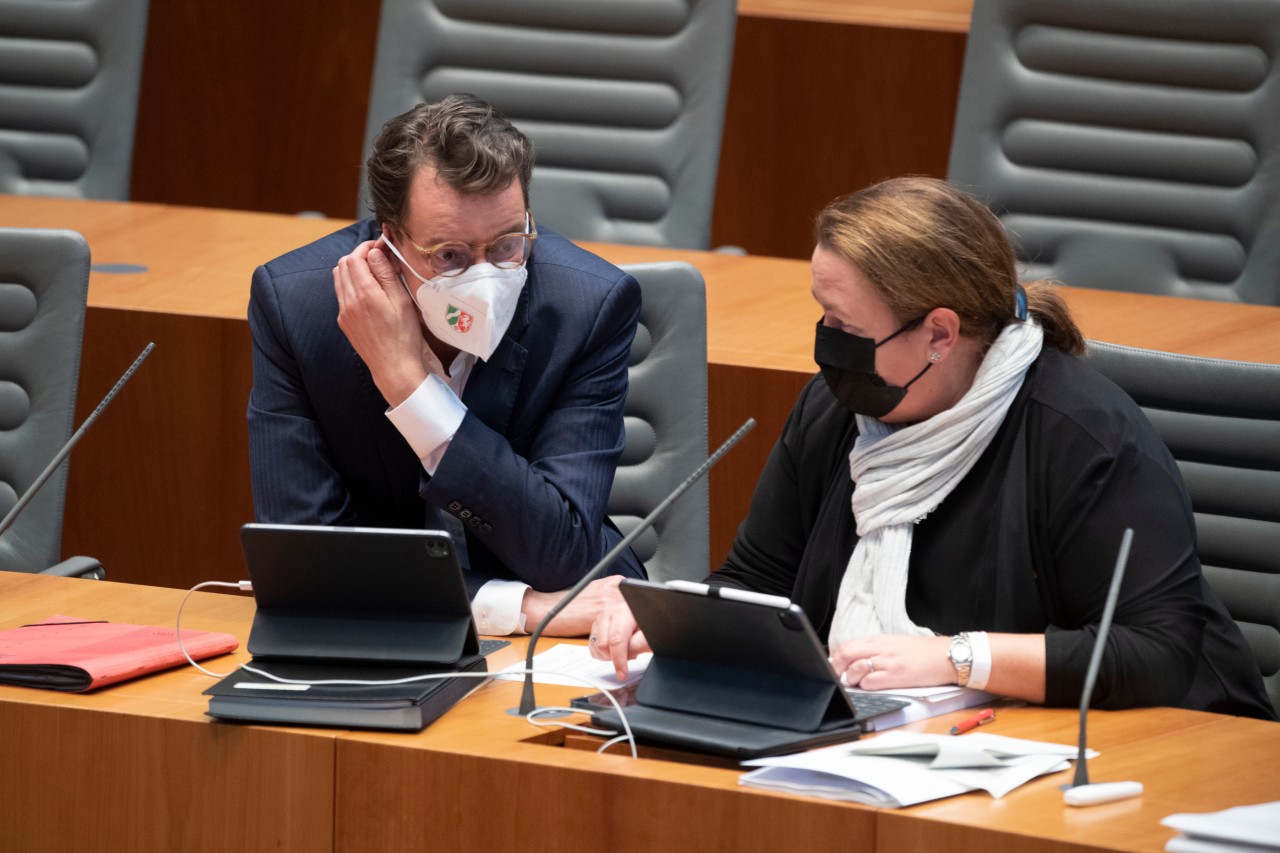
[590,177,1272,718]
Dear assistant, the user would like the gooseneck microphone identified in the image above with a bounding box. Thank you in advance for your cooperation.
[512,418,757,717]
[1062,526,1144,807]
[0,342,156,542]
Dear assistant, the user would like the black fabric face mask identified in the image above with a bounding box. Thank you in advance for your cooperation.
[814,318,932,418]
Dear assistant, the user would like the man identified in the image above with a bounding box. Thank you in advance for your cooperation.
[248,94,645,636]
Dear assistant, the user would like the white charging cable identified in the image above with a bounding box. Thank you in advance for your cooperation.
[175,579,638,756]
[238,660,637,753]
[175,580,253,676]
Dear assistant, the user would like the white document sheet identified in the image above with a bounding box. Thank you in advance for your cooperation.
[741,729,1087,807]
[495,643,651,690]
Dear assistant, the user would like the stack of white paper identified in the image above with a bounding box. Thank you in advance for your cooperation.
[495,643,651,689]
[1162,801,1280,853]
[740,731,1093,808]
[847,685,1003,730]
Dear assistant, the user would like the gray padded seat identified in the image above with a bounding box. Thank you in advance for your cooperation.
[0,0,150,200]
[610,262,708,582]
[0,228,101,578]
[1086,341,1280,716]
[949,0,1280,305]
[360,0,737,250]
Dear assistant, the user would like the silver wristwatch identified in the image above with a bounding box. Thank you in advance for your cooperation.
[948,633,973,687]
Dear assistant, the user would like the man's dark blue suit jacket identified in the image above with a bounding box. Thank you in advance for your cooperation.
[247,218,646,595]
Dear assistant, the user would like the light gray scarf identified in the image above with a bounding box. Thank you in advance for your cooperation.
[828,319,1044,648]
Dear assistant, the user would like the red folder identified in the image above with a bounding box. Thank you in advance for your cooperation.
[0,614,239,692]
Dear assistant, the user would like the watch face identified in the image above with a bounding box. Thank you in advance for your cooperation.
[951,639,973,664]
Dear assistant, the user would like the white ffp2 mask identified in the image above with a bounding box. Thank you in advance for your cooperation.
[380,236,527,362]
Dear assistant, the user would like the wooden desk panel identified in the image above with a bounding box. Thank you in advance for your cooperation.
[5,198,1280,588]
[336,642,869,853]
[336,735,877,853]
[0,574,334,853]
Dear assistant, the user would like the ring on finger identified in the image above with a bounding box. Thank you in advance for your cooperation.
[865,657,875,674]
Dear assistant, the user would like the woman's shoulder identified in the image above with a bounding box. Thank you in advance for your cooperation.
[1024,347,1171,461]
[778,373,860,462]
[790,373,857,434]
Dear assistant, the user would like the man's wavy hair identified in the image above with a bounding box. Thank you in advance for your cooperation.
[366,93,535,234]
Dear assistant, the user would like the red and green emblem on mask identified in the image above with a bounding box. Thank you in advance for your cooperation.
[447,305,473,333]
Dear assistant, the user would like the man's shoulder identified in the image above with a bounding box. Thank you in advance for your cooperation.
[259,219,378,282]
[527,228,632,289]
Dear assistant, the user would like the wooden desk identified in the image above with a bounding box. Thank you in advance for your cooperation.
[739,0,972,32]
[875,709,1280,853]
[4,573,1275,853]
[5,196,1280,589]
[0,573,332,853]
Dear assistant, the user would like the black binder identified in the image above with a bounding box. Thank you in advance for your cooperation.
[590,580,902,758]
[204,524,487,731]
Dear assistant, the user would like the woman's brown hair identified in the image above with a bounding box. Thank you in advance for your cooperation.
[814,177,1084,355]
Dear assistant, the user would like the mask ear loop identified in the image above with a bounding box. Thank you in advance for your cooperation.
[377,233,433,295]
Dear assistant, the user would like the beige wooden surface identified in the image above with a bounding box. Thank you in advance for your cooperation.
[739,0,973,32]
[877,708,1280,853]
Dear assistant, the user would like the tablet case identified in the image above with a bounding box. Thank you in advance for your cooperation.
[590,580,876,758]
[240,524,480,664]
[204,524,486,730]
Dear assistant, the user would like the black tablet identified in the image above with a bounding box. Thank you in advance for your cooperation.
[589,579,907,758]
[240,523,478,666]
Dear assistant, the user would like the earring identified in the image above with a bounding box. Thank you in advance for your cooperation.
[929,352,942,363]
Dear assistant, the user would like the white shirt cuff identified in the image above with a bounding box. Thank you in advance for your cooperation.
[967,631,993,691]
[472,579,530,636]
[385,373,467,475]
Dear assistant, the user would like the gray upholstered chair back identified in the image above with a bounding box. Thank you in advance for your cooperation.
[360,0,737,250]
[0,229,89,573]
[1085,341,1280,716]
[610,262,708,582]
[949,0,1280,305]
[0,0,150,200]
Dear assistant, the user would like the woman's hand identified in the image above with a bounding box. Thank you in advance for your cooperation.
[828,634,955,691]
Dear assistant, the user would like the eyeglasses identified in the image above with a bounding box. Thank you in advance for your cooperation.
[407,212,538,278]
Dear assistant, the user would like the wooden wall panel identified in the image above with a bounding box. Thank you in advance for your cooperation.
[62,309,255,586]
[707,364,811,570]
[130,1,379,218]
[711,16,967,258]
[127,5,965,256]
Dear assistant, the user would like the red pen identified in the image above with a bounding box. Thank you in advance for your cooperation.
[950,708,996,735]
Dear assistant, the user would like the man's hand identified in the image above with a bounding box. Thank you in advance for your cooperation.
[520,576,629,638]
[585,585,650,681]
[334,239,429,407]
